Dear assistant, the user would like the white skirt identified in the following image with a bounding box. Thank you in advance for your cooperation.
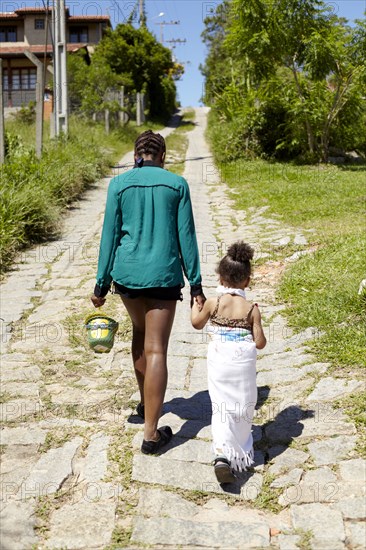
[207,338,257,471]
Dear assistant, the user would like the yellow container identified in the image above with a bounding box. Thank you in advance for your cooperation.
[85,313,119,353]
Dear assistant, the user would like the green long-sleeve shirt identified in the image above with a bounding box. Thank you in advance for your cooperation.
[95,164,202,294]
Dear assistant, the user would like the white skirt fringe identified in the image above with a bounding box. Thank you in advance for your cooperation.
[207,338,257,472]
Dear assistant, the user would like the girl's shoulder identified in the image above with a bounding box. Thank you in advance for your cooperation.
[203,296,218,315]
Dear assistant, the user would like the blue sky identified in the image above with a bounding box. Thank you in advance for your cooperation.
[2,0,365,106]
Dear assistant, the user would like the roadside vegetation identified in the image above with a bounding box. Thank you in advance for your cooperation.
[1,17,184,274]
[219,159,365,370]
[202,0,366,371]
[0,116,162,274]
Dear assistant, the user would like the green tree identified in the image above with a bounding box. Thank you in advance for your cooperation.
[95,24,176,119]
[203,0,366,161]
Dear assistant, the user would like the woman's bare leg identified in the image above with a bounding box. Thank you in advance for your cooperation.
[120,296,147,405]
[143,298,176,441]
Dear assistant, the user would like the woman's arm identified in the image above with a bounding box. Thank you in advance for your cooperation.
[94,177,122,298]
[176,178,202,292]
[191,297,215,330]
[251,306,267,349]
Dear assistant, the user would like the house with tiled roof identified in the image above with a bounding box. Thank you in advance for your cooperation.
[0,6,111,107]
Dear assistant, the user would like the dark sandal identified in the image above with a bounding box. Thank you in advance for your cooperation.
[136,403,145,419]
[141,426,173,455]
[213,457,235,484]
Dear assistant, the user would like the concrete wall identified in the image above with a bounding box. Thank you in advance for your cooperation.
[23,15,53,45]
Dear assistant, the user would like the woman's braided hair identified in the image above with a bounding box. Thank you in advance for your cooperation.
[135,130,166,159]
[216,241,254,286]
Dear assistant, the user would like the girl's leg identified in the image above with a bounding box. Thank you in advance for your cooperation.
[120,296,146,405]
[143,298,176,441]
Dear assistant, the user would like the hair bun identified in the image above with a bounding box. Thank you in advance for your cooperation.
[227,241,254,263]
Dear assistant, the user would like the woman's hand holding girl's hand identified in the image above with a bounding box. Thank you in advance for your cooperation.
[191,293,206,311]
[91,294,106,308]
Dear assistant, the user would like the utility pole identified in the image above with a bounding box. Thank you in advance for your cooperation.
[52,0,68,136]
[0,59,5,163]
[139,0,146,27]
[155,20,180,44]
[24,50,44,158]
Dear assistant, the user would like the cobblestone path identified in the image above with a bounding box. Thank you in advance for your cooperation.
[0,108,364,549]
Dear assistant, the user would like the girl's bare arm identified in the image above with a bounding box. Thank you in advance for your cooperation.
[252,306,267,349]
[191,297,215,330]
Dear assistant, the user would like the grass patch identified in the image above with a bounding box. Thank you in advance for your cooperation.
[252,473,282,513]
[1,116,164,274]
[165,109,196,175]
[215,155,365,371]
[334,391,366,457]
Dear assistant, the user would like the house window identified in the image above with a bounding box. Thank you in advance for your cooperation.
[0,26,17,42]
[35,19,45,30]
[10,68,37,91]
[2,69,9,90]
[69,26,88,43]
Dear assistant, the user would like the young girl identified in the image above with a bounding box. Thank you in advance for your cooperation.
[191,241,266,483]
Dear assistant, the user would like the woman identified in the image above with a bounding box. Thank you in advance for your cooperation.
[91,130,205,454]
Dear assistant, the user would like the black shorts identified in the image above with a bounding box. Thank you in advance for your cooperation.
[113,282,183,301]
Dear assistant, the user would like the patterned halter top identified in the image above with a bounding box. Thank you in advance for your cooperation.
[210,294,257,332]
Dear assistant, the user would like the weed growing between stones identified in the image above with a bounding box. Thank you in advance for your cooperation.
[252,473,282,513]
[294,528,313,550]
[334,392,366,457]
[0,392,12,404]
[104,526,133,549]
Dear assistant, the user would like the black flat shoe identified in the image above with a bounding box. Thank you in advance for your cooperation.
[141,426,173,455]
[213,457,235,484]
[136,402,145,419]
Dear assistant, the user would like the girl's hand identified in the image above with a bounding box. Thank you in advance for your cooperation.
[91,294,106,308]
[190,293,206,311]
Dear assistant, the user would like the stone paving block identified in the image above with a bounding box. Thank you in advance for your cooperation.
[18,437,82,499]
[256,350,311,373]
[332,496,366,520]
[1,382,40,399]
[132,454,262,499]
[308,435,356,465]
[290,503,345,545]
[166,355,190,389]
[257,366,309,386]
[189,358,208,392]
[0,398,40,422]
[163,388,212,421]
[278,534,301,550]
[270,468,303,489]
[0,366,42,382]
[47,501,116,549]
[266,406,356,443]
[0,445,40,497]
[0,499,37,549]
[81,433,110,483]
[0,353,29,363]
[0,425,46,445]
[345,521,366,549]
[268,447,310,475]
[137,487,198,518]
[131,517,270,548]
[27,301,70,324]
[45,385,115,407]
[338,458,366,482]
[306,377,363,402]
[279,467,339,507]
[337,481,366,500]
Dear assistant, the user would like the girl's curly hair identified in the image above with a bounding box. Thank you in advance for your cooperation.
[216,241,254,286]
